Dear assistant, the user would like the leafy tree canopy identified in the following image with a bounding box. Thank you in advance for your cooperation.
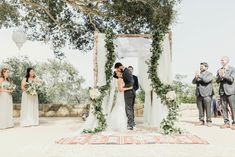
[0,0,179,57]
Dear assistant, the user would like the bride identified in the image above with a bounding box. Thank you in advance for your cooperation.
[106,71,133,132]
[69,71,132,136]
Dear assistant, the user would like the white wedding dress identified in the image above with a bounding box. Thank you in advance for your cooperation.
[106,79,127,132]
[72,78,127,135]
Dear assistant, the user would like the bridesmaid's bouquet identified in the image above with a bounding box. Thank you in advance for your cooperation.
[1,83,16,94]
[26,80,42,96]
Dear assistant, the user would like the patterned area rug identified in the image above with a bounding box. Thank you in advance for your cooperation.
[56,131,208,145]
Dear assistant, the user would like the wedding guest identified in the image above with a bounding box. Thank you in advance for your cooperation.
[0,68,14,129]
[192,62,213,127]
[216,56,235,129]
[20,68,39,127]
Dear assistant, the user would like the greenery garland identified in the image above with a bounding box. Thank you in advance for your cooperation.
[82,28,116,134]
[147,28,181,135]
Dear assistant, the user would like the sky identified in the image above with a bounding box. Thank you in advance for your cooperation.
[172,0,235,80]
[1,0,235,86]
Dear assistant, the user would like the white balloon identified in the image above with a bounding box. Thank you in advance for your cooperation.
[12,29,27,50]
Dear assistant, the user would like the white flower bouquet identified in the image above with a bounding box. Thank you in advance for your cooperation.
[26,80,42,96]
[89,88,101,100]
[166,91,177,101]
[1,83,16,94]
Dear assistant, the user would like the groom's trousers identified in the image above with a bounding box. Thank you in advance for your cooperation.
[220,94,235,124]
[124,90,135,128]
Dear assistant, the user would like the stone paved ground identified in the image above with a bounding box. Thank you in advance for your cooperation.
[1,105,235,157]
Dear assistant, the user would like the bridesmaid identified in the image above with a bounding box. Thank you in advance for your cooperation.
[0,68,14,129]
[20,68,39,127]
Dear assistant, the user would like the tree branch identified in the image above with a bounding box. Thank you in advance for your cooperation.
[20,0,62,28]
[88,13,98,31]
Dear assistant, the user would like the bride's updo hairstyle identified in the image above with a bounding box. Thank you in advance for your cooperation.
[113,71,118,79]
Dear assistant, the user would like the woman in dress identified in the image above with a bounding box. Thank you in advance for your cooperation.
[20,68,39,127]
[72,71,133,135]
[106,71,133,132]
[0,68,14,129]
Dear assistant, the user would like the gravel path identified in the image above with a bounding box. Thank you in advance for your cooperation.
[0,106,234,157]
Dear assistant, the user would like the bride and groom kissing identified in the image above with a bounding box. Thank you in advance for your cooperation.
[107,62,137,131]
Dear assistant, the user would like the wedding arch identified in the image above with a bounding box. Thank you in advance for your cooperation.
[1,0,180,134]
[83,29,181,135]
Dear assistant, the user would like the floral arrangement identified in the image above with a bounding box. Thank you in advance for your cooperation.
[166,91,177,102]
[25,80,42,96]
[89,88,101,100]
[1,83,16,94]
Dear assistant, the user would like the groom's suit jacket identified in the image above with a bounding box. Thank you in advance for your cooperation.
[133,75,139,92]
[192,71,214,97]
[123,68,134,89]
[216,66,235,96]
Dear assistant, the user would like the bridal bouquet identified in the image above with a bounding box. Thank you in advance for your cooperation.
[26,80,42,96]
[1,83,16,94]
[89,88,101,100]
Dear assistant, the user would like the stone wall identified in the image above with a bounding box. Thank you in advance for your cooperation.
[13,104,89,117]
[134,104,144,117]
[13,103,145,117]
[13,103,198,118]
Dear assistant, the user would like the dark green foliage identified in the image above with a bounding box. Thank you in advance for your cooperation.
[0,0,19,28]
[1,56,85,104]
[172,74,196,104]
[137,88,145,104]
[0,0,179,58]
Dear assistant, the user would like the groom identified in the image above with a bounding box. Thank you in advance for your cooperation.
[115,62,135,130]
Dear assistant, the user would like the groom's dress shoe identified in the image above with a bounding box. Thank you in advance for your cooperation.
[127,127,133,130]
[195,121,204,126]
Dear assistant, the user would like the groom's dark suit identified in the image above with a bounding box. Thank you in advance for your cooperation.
[122,68,135,129]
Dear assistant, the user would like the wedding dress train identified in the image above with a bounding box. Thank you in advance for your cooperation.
[106,91,127,132]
